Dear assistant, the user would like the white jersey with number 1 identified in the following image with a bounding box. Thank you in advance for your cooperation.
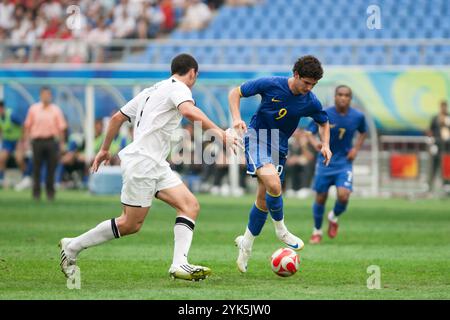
[117,77,193,207]
[118,76,194,164]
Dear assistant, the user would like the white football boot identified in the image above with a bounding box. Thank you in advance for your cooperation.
[59,238,77,278]
[169,264,211,281]
[276,230,305,251]
[234,235,252,273]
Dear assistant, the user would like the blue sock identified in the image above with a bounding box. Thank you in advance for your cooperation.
[24,158,32,177]
[333,201,348,217]
[313,202,325,229]
[56,163,64,183]
[247,203,268,236]
[0,171,4,180]
[265,192,284,221]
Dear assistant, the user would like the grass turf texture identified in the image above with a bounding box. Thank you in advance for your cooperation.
[0,190,449,300]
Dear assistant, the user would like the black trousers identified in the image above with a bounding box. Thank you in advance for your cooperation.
[31,138,59,199]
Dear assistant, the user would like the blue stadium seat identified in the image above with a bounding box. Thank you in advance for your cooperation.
[125,0,448,66]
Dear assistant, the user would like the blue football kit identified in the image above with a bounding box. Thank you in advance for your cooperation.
[240,76,328,182]
[307,106,367,193]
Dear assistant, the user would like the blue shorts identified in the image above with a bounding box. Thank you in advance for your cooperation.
[1,140,17,153]
[313,169,353,193]
[244,136,287,183]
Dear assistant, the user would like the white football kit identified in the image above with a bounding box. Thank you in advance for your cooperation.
[118,77,194,207]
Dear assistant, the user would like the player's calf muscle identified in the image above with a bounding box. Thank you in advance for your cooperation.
[116,207,149,235]
[116,217,143,235]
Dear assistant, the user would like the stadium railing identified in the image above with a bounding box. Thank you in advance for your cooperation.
[1,38,449,65]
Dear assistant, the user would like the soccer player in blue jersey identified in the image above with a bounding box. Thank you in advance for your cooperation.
[228,56,332,273]
[306,85,368,244]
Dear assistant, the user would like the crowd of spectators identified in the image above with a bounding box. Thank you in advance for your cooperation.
[0,0,226,63]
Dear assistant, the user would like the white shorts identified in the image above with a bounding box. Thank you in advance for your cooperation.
[119,154,182,207]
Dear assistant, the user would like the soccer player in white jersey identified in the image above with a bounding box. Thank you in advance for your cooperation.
[59,54,239,281]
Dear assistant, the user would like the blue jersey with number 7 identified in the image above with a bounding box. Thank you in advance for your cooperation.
[307,106,367,174]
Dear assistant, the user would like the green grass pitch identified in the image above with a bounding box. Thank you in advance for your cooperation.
[1,190,449,299]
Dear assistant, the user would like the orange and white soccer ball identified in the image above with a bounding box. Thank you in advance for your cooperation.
[270,248,300,277]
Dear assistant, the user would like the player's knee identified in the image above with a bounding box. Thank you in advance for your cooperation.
[316,193,328,205]
[182,197,200,219]
[338,193,350,204]
[265,180,282,196]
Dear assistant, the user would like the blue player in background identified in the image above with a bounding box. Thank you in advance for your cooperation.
[228,56,332,273]
[306,85,368,244]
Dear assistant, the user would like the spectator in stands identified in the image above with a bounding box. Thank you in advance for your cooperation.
[112,6,136,39]
[159,0,176,32]
[24,87,67,200]
[179,0,212,31]
[285,128,316,198]
[0,100,27,188]
[42,21,73,62]
[113,0,139,20]
[0,0,16,31]
[41,0,62,21]
[86,17,112,62]
[9,11,31,61]
[428,100,450,191]
[143,1,165,37]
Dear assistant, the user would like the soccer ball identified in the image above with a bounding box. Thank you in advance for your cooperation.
[270,248,300,277]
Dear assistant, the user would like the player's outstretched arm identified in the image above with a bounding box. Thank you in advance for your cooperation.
[318,121,332,166]
[178,101,241,152]
[91,111,128,172]
[228,87,247,136]
[347,132,368,161]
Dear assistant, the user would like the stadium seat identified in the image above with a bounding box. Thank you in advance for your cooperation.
[132,0,448,66]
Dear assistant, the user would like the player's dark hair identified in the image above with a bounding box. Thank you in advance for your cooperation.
[171,53,198,76]
[40,86,51,93]
[292,55,323,80]
[0,100,4,107]
[335,85,352,97]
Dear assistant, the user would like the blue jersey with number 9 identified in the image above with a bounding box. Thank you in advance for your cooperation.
[240,76,328,156]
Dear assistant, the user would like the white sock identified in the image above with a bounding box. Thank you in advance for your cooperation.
[172,216,195,266]
[272,218,288,237]
[66,219,120,257]
[313,228,323,236]
[328,211,338,223]
[242,227,255,251]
